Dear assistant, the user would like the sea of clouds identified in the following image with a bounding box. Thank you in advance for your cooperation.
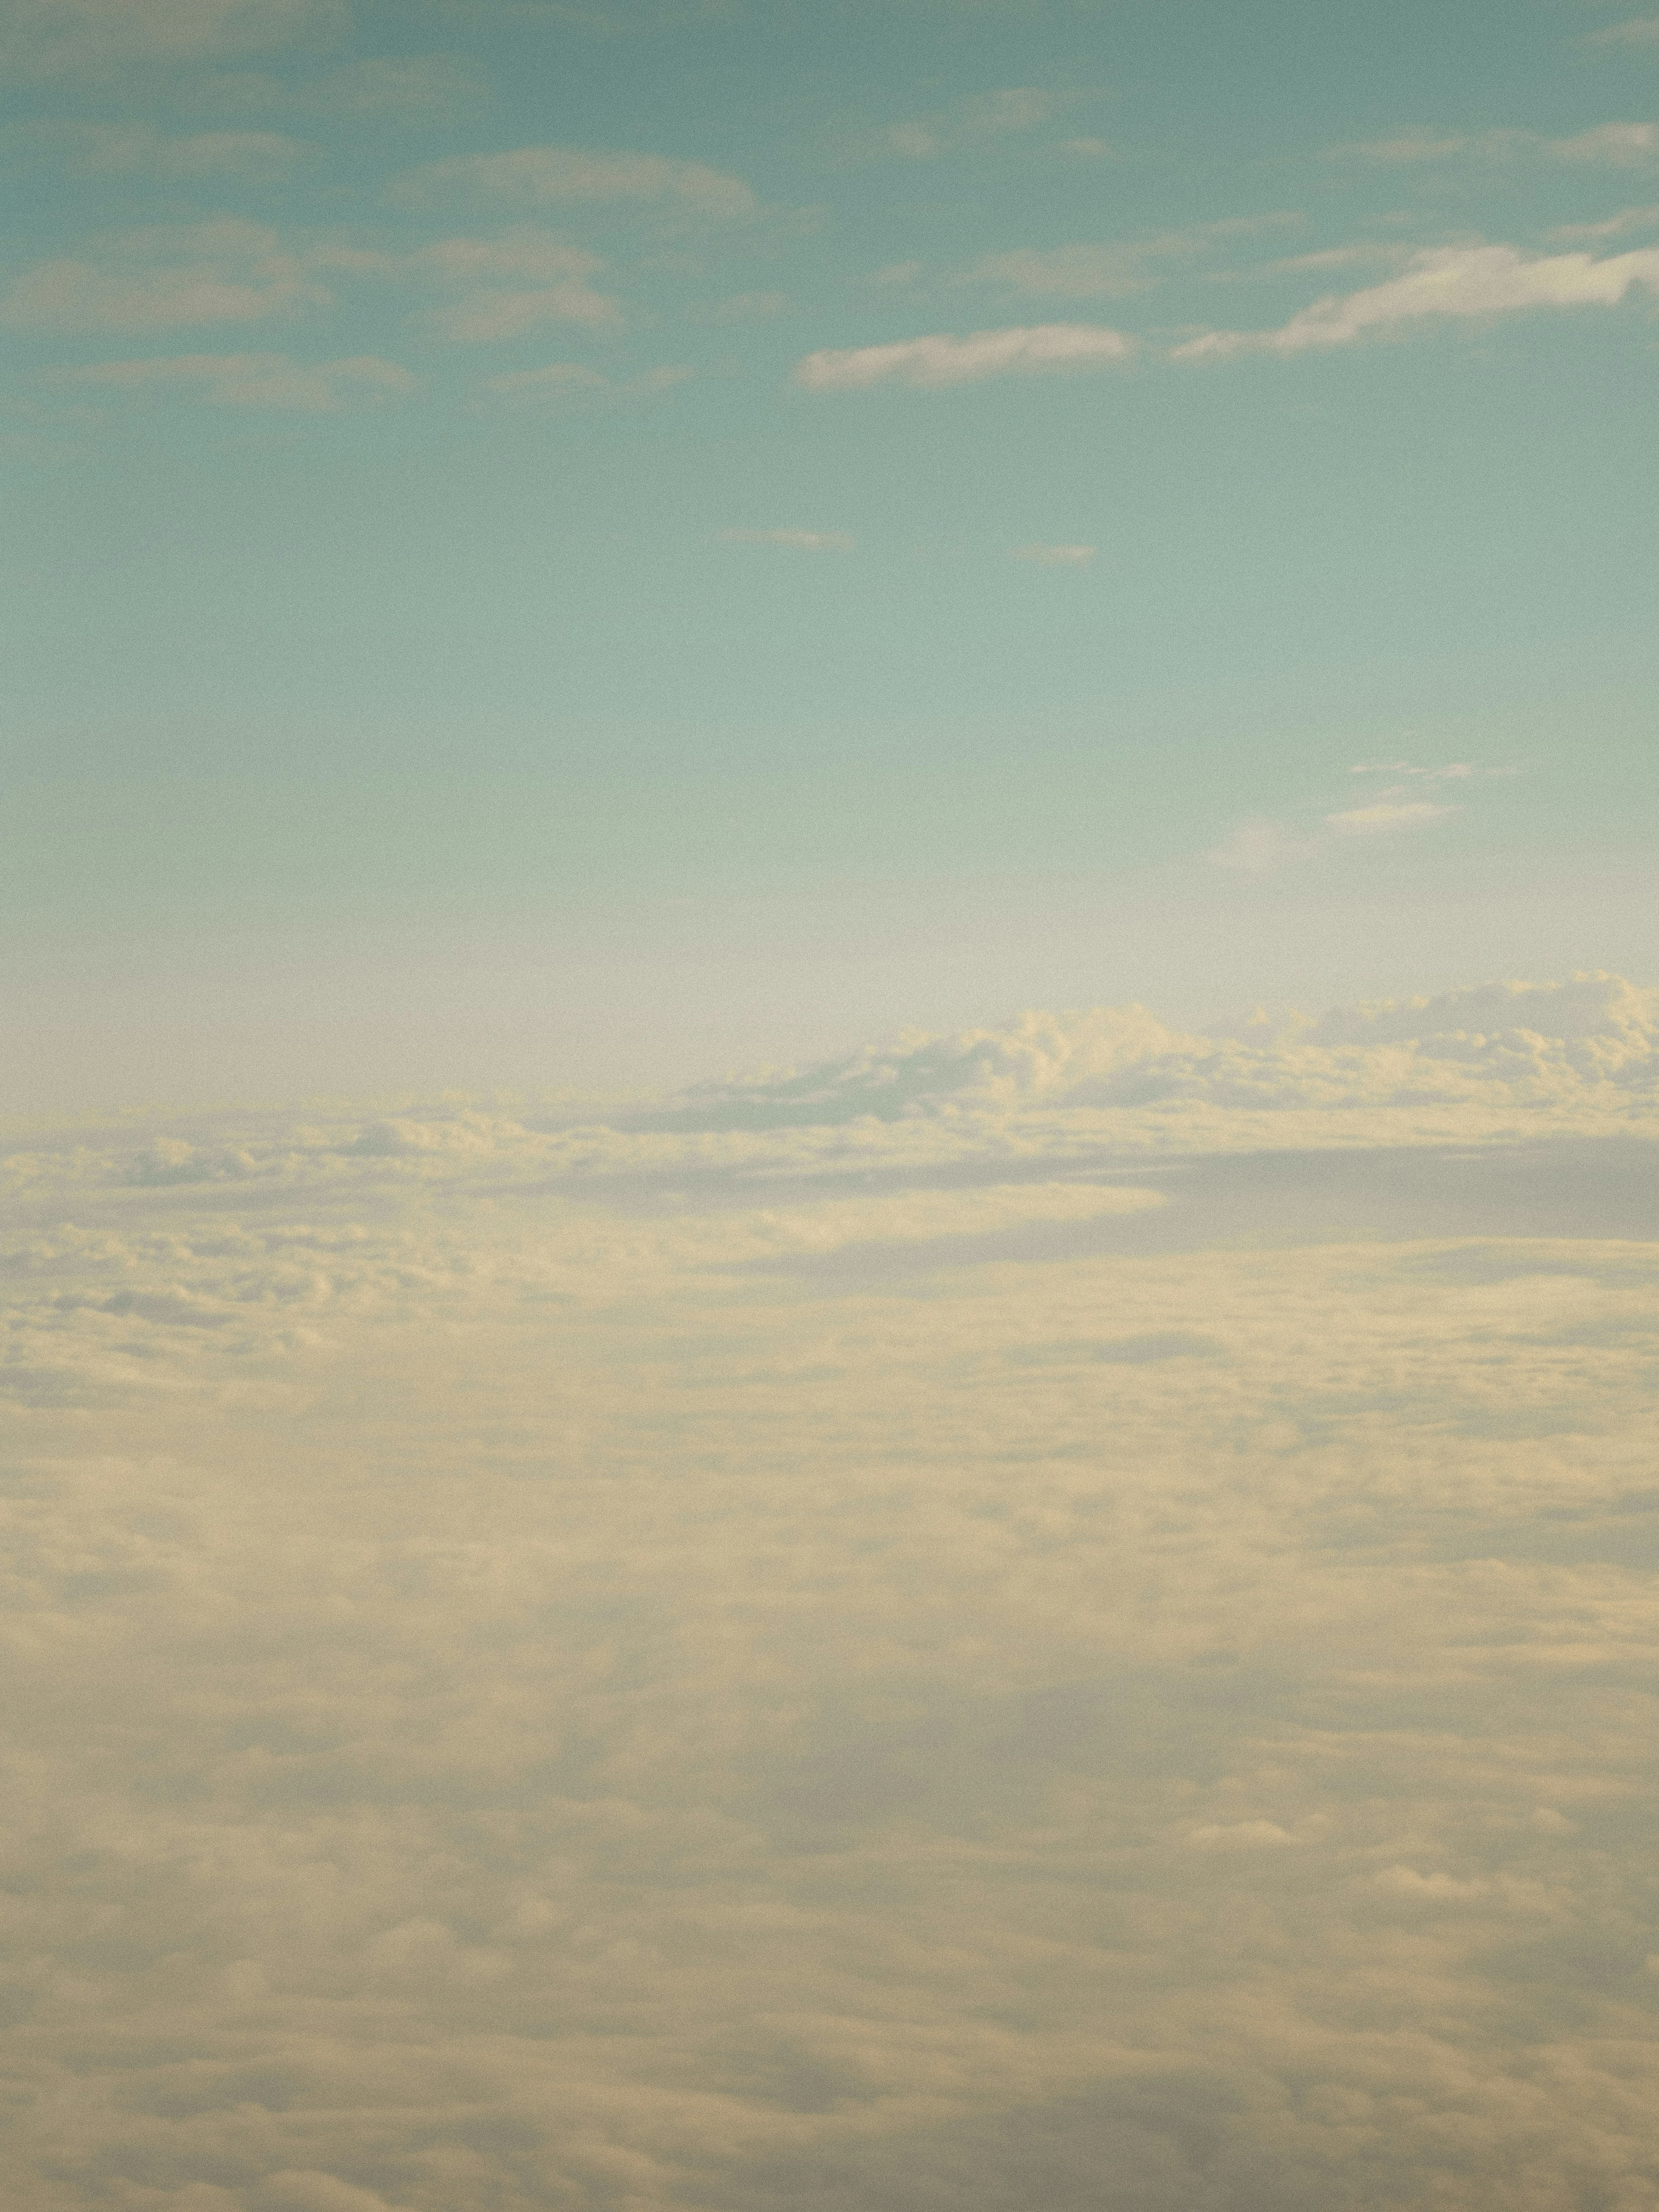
[3,974,1658,2211]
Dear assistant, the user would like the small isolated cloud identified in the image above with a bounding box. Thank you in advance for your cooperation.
[719,528,854,551]
[390,145,755,220]
[53,350,415,410]
[1059,135,1115,158]
[4,119,316,182]
[1210,769,1471,871]
[1588,15,1659,44]
[1350,759,1476,782]
[479,360,690,407]
[1173,242,1659,360]
[1325,799,1456,836]
[796,323,1135,391]
[851,87,1079,163]
[1010,542,1095,564]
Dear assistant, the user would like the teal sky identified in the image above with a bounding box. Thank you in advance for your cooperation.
[4,0,1657,1107]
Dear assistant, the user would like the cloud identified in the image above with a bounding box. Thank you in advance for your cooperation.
[847,86,1080,162]
[393,232,622,340]
[1340,120,1658,166]
[719,528,855,550]
[0,217,328,334]
[1324,798,1456,836]
[3,120,317,181]
[478,359,690,405]
[1010,542,1095,564]
[4,978,1659,2206]
[796,322,1135,391]
[1172,242,1659,359]
[1552,120,1659,164]
[0,0,345,76]
[1545,203,1659,242]
[1587,14,1659,43]
[52,350,416,410]
[955,218,1300,301]
[389,144,756,219]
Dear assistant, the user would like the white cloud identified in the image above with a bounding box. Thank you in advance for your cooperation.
[1552,120,1659,164]
[3,978,1659,2207]
[796,322,1135,391]
[719,527,855,550]
[1010,542,1095,564]
[1325,798,1456,836]
[1546,203,1659,242]
[0,217,328,334]
[1339,120,1657,165]
[52,350,416,410]
[0,0,344,76]
[389,144,756,219]
[957,219,1300,301]
[4,119,317,181]
[855,86,1078,162]
[1588,14,1659,43]
[1172,242,1659,359]
[396,232,621,340]
[478,359,690,405]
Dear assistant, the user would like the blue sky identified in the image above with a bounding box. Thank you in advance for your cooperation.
[4,0,1657,1105]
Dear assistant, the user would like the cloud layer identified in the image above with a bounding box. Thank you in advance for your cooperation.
[3,976,1658,2212]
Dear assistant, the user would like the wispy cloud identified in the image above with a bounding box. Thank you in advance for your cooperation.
[1010,542,1095,564]
[390,144,755,219]
[1586,16,1659,46]
[0,0,346,79]
[1208,763,1488,871]
[841,87,1081,163]
[1173,243,1659,361]
[52,350,415,410]
[3,119,317,181]
[0,217,331,334]
[478,359,690,406]
[796,323,1135,391]
[1339,120,1659,166]
[719,528,854,550]
[953,219,1301,302]
[1545,204,1659,242]
[393,232,622,340]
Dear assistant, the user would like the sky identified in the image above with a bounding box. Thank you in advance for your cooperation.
[5,9,1659,2212]
[3,0,1658,1105]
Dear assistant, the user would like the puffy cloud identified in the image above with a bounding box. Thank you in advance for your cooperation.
[795,322,1135,391]
[719,527,854,551]
[1173,242,1659,359]
[52,350,416,409]
[1324,798,1456,835]
[3,977,1659,2211]
[389,144,756,219]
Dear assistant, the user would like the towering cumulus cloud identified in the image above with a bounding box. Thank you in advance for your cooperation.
[3,976,1658,2210]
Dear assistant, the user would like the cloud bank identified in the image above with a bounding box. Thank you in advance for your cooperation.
[3,974,1658,2212]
